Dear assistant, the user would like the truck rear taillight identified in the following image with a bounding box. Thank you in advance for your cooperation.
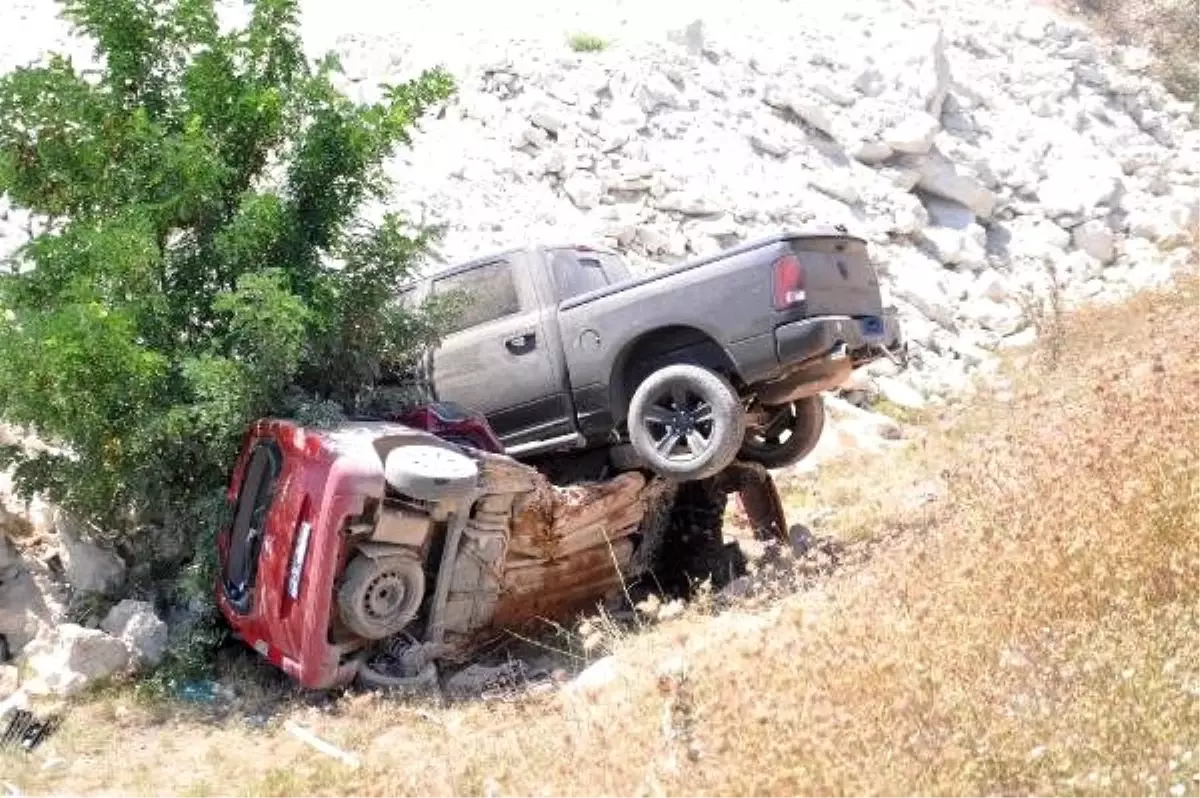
[772,253,806,310]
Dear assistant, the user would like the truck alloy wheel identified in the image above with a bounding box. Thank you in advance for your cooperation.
[627,364,745,482]
[337,553,426,640]
[738,395,825,470]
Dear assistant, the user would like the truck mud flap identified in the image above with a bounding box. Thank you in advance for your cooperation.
[714,461,788,543]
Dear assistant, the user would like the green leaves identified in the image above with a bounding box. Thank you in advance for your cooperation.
[0,0,458,553]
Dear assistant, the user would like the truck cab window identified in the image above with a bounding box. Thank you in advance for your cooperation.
[432,261,521,333]
[551,249,630,300]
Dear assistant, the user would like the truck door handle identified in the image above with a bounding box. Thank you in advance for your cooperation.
[505,331,536,354]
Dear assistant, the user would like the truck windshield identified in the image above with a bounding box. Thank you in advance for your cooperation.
[550,248,632,301]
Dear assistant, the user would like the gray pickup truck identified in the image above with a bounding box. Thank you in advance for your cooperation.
[398,230,905,482]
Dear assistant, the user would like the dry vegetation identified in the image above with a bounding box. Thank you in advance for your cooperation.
[1073,0,1199,100]
[3,266,1199,796]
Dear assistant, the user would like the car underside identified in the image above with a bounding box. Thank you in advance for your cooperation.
[215,403,787,691]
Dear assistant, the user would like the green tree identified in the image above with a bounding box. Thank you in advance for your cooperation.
[0,0,456,568]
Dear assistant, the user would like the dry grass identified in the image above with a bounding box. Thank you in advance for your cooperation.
[3,268,1198,796]
[1073,0,1199,100]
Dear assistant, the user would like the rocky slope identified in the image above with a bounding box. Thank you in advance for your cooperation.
[325,0,1198,403]
[2,0,1197,400]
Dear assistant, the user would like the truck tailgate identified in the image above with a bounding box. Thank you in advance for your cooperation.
[792,237,882,319]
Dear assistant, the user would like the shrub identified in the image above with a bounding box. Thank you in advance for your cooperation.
[568,33,608,53]
[0,0,455,570]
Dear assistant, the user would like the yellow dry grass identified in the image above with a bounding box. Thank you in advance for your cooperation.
[3,268,1198,797]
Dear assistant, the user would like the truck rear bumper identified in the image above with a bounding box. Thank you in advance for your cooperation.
[775,312,902,365]
[751,312,904,405]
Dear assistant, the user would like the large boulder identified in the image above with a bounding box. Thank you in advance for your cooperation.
[0,554,67,656]
[55,512,126,595]
[902,151,997,218]
[101,599,169,669]
[22,624,131,697]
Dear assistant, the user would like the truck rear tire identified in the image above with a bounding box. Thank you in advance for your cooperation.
[627,364,745,482]
[738,396,825,470]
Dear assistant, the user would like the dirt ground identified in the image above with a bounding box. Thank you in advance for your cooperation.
[2,266,1198,797]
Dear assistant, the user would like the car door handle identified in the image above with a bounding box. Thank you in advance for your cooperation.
[504,331,536,354]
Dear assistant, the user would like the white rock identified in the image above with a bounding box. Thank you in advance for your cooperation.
[971,269,1012,303]
[883,112,941,155]
[920,226,973,267]
[1071,219,1116,263]
[850,140,895,165]
[1131,196,1200,250]
[749,130,790,158]
[637,73,684,113]
[54,514,126,595]
[654,191,721,216]
[790,100,835,137]
[563,173,602,210]
[564,655,625,701]
[529,108,566,134]
[809,172,859,205]
[885,24,952,118]
[967,297,1025,336]
[0,566,62,655]
[23,624,131,697]
[1037,160,1123,219]
[635,224,671,254]
[825,396,903,443]
[921,196,975,229]
[876,376,926,409]
[101,599,169,669]
[907,153,997,217]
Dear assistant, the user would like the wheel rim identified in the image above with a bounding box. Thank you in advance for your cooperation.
[743,403,798,454]
[641,384,717,462]
[364,571,408,621]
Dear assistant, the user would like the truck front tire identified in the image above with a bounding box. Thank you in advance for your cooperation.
[627,364,745,482]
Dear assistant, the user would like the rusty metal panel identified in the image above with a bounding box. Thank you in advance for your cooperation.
[492,538,635,630]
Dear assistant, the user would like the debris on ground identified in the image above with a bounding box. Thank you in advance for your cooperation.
[443,659,556,702]
[284,720,361,769]
[1,708,62,753]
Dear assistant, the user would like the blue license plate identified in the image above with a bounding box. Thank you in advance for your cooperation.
[859,316,885,340]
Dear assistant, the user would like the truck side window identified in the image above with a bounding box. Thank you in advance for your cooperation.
[432,261,521,334]
[551,251,611,300]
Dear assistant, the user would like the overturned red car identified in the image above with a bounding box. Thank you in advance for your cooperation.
[215,403,786,690]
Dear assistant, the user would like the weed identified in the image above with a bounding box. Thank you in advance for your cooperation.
[568,32,607,53]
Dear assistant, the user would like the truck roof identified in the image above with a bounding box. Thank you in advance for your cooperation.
[398,226,861,294]
[400,242,624,292]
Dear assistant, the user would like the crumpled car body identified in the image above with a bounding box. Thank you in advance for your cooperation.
[215,404,785,690]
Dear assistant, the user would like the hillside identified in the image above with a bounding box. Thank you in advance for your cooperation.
[1,0,1197,407]
[3,263,1196,796]
[0,0,1198,793]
